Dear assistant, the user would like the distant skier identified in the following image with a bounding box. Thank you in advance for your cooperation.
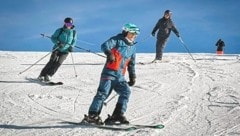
[215,39,225,55]
[82,23,140,125]
[151,10,180,62]
[38,17,77,82]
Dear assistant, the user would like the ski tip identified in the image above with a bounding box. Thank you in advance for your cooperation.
[58,82,64,85]
[47,81,63,85]
[155,124,165,129]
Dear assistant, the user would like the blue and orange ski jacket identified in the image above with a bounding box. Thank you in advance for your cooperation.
[101,33,136,81]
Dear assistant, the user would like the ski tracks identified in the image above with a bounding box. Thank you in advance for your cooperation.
[169,59,240,135]
[205,86,240,135]
[0,78,85,135]
[129,60,198,130]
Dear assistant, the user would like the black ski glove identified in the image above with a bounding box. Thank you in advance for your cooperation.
[105,51,115,63]
[57,41,64,48]
[128,75,136,86]
[151,32,155,37]
[176,33,180,38]
[68,46,73,52]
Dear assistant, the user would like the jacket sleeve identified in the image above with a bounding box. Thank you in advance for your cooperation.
[151,19,161,34]
[171,22,180,37]
[127,48,136,78]
[216,40,219,46]
[51,28,61,44]
[71,30,77,47]
[101,38,117,55]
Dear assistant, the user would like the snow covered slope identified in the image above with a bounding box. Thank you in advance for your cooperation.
[0,51,240,136]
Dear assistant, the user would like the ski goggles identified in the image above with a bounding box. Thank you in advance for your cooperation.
[129,31,140,35]
[65,23,73,27]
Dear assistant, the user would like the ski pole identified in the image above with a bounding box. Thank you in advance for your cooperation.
[103,93,118,106]
[70,52,78,77]
[74,46,106,58]
[134,34,152,44]
[19,47,59,75]
[40,33,51,39]
[41,33,106,58]
[77,39,96,46]
[178,37,196,62]
[41,33,97,46]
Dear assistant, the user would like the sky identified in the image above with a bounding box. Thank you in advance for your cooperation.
[0,0,240,54]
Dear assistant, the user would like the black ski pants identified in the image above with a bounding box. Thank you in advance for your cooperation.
[155,37,168,60]
[40,51,68,77]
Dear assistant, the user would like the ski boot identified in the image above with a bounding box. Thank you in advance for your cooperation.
[104,114,129,125]
[82,114,104,125]
[44,75,50,82]
[38,76,44,82]
[104,103,130,125]
[151,59,161,63]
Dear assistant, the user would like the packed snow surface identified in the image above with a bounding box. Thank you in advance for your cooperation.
[0,51,240,136]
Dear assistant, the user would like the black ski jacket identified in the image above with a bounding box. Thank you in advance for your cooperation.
[152,17,179,39]
[215,39,225,51]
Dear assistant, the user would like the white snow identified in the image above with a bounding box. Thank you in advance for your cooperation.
[0,51,240,136]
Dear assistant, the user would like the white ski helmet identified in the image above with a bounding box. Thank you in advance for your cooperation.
[122,23,140,35]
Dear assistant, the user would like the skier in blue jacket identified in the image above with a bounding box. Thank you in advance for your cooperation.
[38,17,77,82]
[82,23,140,125]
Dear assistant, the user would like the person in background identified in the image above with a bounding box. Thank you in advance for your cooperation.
[215,39,225,55]
[82,23,140,125]
[151,10,180,62]
[38,17,77,82]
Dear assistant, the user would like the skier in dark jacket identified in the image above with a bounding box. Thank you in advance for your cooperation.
[38,17,77,82]
[215,39,225,55]
[151,10,180,62]
[82,23,140,125]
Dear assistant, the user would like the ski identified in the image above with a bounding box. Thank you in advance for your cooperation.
[61,121,137,131]
[138,60,170,65]
[47,81,63,85]
[26,78,63,86]
[130,124,164,129]
[61,121,164,131]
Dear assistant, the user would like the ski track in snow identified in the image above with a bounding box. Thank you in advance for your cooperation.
[0,51,240,136]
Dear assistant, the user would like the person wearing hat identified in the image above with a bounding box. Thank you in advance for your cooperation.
[82,23,140,125]
[151,10,180,62]
[38,17,77,82]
